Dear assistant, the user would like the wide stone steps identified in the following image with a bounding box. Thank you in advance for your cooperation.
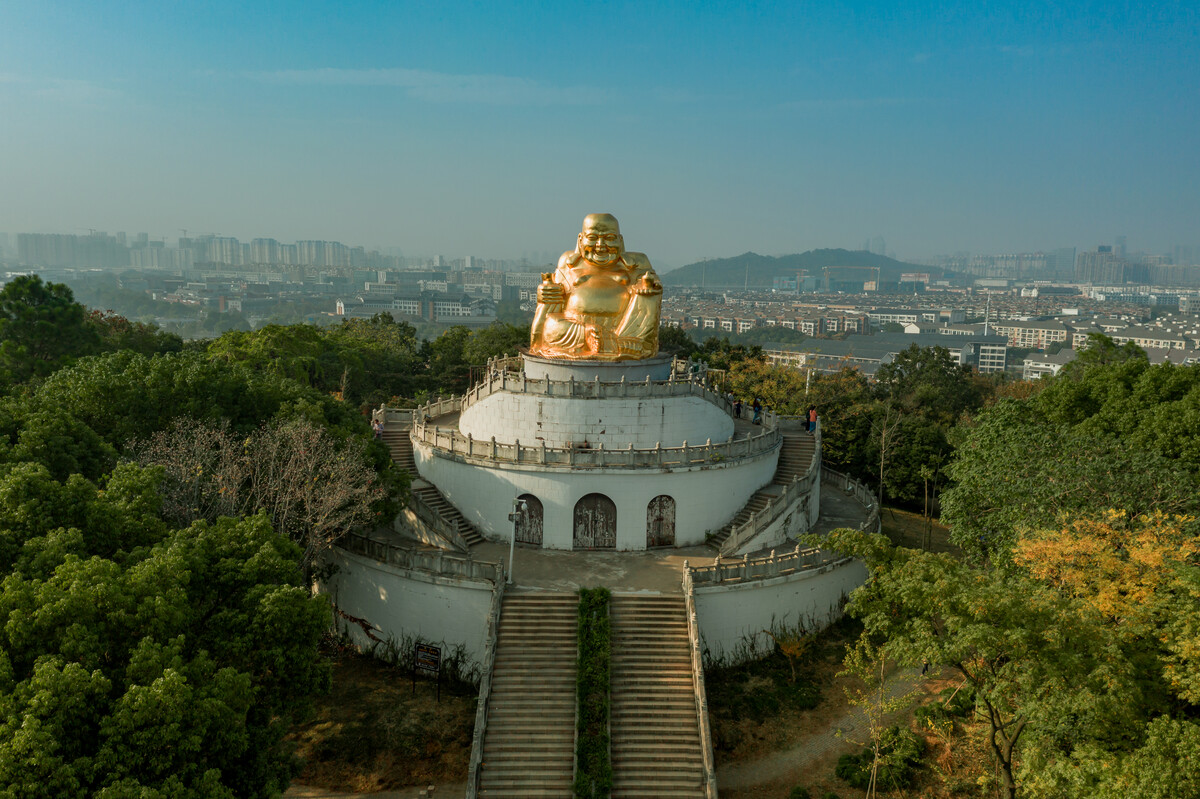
[479,593,578,799]
[610,595,706,799]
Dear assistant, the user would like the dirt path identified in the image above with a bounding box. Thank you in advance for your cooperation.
[717,667,927,795]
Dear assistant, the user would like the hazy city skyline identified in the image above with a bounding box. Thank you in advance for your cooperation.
[2,2,1197,266]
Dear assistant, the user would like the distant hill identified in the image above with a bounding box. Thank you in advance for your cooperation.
[661,249,934,288]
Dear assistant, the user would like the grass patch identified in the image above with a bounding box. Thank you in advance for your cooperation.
[286,643,476,793]
[880,506,961,557]
[575,587,612,799]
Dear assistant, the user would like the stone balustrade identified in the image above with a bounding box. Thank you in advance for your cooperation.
[412,418,779,470]
[465,566,506,799]
[461,365,777,427]
[690,542,852,585]
[682,564,719,799]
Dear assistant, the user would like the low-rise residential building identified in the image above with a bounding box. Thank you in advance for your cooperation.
[1023,349,1077,380]
[989,319,1070,349]
[764,332,1008,379]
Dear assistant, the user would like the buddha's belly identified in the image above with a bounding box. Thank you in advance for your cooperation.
[564,282,628,321]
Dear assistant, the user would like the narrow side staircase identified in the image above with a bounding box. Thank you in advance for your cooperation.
[380,423,484,547]
[411,484,484,547]
[478,593,578,798]
[707,430,817,550]
[610,595,707,798]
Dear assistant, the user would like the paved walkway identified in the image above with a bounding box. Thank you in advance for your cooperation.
[463,485,871,595]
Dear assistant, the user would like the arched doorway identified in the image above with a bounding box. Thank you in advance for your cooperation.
[573,493,616,549]
[646,495,676,548]
[515,494,543,546]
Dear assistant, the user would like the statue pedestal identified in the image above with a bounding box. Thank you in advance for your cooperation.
[522,352,672,383]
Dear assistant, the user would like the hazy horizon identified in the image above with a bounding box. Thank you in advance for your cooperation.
[2,2,1197,266]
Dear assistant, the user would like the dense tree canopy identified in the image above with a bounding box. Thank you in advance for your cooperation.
[0,464,331,797]
[816,522,1199,799]
[0,277,417,795]
[0,276,100,387]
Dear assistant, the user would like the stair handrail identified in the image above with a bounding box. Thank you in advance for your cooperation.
[682,562,719,799]
[719,420,822,556]
[465,561,507,799]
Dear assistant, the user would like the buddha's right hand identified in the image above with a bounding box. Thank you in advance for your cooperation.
[537,282,566,304]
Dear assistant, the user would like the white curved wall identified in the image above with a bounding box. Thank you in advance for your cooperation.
[458,393,734,449]
[414,440,778,550]
[695,558,868,665]
[320,547,494,663]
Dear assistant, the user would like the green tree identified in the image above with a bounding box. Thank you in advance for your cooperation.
[690,337,764,372]
[813,528,1143,799]
[0,465,330,798]
[421,326,473,394]
[86,310,183,356]
[0,275,100,386]
[1060,332,1147,378]
[941,399,1197,562]
[874,344,980,426]
[463,322,527,368]
[657,325,697,359]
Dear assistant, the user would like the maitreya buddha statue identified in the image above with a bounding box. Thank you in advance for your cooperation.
[529,213,662,361]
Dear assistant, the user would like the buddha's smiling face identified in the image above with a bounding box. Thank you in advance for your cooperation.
[577,215,624,267]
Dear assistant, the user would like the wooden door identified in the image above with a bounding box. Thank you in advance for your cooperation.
[515,494,543,546]
[646,495,676,548]
[573,493,616,549]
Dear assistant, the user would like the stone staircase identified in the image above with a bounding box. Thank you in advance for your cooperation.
[479,593,578,798]
[412,484,485,547]
[380,424,484,547]
[610,595,706,799]
[773,431,816,485]
[708,430,816,550]
[380,426,415,473]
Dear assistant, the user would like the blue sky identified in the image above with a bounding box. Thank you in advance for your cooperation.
[1,1,1197,267]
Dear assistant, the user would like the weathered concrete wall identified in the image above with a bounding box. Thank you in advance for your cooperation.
[694,558,868,665]
[458,392,734,450]
[414,440,778,550]
[321,547,494,664]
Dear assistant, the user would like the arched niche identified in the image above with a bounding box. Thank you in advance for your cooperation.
[646,494,676,548]
[573,493,616,549]
[515,494,544,546]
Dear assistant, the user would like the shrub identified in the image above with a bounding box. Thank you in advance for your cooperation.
[574,587,612,799]
[834,725,925,790]
[789,787,811,799]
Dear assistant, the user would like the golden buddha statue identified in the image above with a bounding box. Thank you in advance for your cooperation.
[529,213,663,361]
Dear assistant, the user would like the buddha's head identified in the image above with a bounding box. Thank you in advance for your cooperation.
[577,213,625,267]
